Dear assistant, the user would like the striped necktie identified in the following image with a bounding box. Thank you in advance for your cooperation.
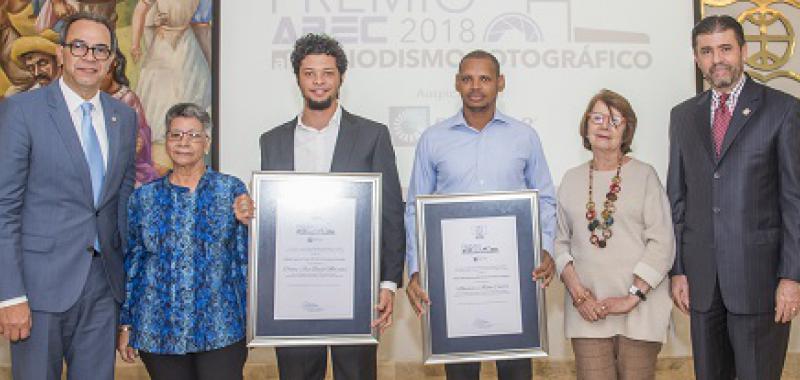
[712,93,732,157]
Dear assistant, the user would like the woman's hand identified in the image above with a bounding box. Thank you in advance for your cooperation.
[233,194,254,224]
[600,295,640,315]
[130,45,143,63]
[573,288,608,322]
[117,328,138,363]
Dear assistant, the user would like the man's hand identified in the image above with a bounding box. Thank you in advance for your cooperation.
[600,296,639,315]
[371,289,395,334]
[117,328,138,363]
[233,194,254,224]
[405,273,431,317]
[0,302,32,342]
[532,250,555,288]
[775,278,800,323]
[670,275,690,315]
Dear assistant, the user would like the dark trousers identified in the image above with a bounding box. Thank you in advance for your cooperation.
[139,339,248,380]
[690,281,790,380]
[275,345,376,380]
[11,256,118,380]
[445,359,532,380]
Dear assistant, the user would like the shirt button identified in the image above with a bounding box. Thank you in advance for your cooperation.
[713,172,720,179]
[712,207,721,214]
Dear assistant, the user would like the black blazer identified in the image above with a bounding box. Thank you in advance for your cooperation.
[259,109,406,286]
[667,77,800,314]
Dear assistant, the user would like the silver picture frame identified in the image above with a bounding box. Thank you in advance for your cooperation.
[247,172,382,347]
[416,190,548,364]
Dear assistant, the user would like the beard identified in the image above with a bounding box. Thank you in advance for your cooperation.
[706,63,742,90]
[306,96,334,111]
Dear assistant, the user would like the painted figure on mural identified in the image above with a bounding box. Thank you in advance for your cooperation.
[101,48,164,187]
[131,0,212,169]
[7,32,61,95]
[0,0,36,97]
[191,0,211,66]
[35,0,121,32]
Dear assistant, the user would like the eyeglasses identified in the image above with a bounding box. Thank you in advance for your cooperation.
[61,40,112,61]
[588,112,624,128]
[166,130,207,142]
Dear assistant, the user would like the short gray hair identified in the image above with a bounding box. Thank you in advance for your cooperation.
[165,103,212,136]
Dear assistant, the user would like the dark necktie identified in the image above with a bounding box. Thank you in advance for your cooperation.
[712,93,732,156]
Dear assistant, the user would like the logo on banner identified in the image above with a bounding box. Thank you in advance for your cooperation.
[484,13,543,43]
[388,106,429,147]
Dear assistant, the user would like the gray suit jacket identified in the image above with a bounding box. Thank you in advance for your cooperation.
[0,82,137,312]
[667,77,800,314]
[260,109,406,285]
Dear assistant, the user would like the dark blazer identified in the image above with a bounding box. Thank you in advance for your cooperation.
[0,82,137,312]
[260,109,406,286]
[667,77,800,314]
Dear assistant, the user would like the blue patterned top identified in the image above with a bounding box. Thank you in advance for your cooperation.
[120,169,248,354]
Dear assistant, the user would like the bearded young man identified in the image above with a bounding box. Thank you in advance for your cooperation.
[257,33,405,380]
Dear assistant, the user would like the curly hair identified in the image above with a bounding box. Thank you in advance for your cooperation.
[290,33,348,76]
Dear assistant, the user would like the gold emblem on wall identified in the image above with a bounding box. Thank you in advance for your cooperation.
[703,0,800,83]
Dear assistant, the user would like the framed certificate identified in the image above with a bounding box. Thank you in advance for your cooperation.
[416,191,548,364]
[247,172,381,347]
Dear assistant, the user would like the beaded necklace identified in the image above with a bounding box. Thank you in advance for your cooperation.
[586,157,623,248]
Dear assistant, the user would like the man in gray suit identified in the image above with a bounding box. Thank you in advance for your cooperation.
[258,33,405,379]
[668,15,800,380]
[0,13,137,380]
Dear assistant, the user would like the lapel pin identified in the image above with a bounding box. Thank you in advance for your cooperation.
[742,108,751,116]
[111,116,117,122]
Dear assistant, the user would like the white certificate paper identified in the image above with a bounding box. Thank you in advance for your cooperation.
[441,216,523,338]
[274,198,356,320]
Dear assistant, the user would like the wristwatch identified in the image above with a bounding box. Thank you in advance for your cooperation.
[629,285,647,301]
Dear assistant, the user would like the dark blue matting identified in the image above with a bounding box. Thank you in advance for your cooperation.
[424,199,541,355]
[256,181,374,336]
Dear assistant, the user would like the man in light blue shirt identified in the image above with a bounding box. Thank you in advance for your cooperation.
[404,50,556,380]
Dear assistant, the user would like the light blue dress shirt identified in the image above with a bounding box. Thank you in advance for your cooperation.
[405,110,557,275]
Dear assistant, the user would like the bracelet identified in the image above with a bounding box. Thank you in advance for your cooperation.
[118,325,132,332]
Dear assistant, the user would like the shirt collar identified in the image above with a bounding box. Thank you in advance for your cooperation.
[297,103,342,133]
[711,74,746,105]
[449,109,510,131]
[59,77,102,114]
[162,167,213,193]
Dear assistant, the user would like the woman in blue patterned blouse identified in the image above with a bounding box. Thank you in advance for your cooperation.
[116,103,251,380]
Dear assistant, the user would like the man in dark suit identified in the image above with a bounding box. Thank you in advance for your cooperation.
[258,33,405,380]
[668,15,800,380]
[0,13,137,380]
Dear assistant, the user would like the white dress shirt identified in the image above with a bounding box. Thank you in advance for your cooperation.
[294,105,342,172]
[293,105,397,293]
[60,77,109,168]
[0,80,110,309]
